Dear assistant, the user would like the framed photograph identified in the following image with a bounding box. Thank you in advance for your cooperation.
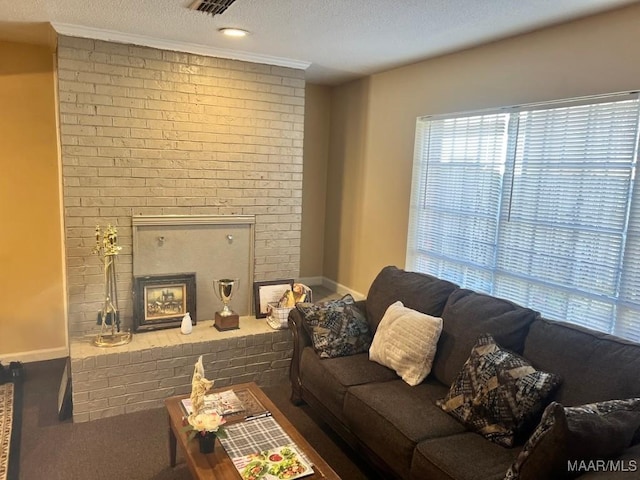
[133,273,196,332]
[253,279,294,318]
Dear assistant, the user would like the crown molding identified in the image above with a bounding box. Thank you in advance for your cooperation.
[51,22,311,71]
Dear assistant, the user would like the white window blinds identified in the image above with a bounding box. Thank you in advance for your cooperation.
[407,93,640,341]
[408,113,510,292]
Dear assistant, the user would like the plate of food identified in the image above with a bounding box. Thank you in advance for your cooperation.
[234,445,312,480]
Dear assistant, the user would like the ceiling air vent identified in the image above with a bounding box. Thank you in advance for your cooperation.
[188,0,238,16]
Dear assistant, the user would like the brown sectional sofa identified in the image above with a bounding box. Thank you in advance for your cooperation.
[288,266,640,479]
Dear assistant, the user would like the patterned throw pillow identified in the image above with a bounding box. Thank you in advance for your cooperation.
[296,294,372,359]
[437,333,561,447]
[505,398,640,480]
[369,301,443,386]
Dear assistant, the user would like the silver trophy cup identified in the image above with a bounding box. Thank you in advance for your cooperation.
[213,278,238,317]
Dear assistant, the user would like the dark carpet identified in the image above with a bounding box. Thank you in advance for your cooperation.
[19,359,379,480]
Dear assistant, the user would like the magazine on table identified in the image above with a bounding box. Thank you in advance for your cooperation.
[180,389,245,416]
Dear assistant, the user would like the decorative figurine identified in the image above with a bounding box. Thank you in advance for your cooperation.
[181,312,193,334]
[189,355,214,416]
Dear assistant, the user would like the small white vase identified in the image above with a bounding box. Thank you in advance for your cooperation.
[181,312,193,334]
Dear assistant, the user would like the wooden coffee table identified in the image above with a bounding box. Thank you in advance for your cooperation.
[165,381,340,479]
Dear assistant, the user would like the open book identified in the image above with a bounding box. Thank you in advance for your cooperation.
[181,389,245,416]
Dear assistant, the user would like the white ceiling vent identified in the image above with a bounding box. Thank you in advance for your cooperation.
[188,0,238,16]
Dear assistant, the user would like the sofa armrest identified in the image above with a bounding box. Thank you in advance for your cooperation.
[288,307,311,405]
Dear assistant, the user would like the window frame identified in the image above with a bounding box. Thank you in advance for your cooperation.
[407,91,640,341]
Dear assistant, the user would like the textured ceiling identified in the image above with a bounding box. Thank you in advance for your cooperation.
[0,0,637,85]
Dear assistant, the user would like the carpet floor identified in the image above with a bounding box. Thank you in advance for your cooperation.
[19,358,380,480]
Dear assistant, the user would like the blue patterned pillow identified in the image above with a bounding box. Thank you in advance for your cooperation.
[437,333,561,447]
[296,294,372,358]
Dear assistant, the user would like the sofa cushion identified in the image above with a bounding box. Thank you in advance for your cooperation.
[299,347,398,421]
[523,318,640,406]
[432,289,539,387]
[411,432,521,480]
[365,266,458,332]
[369,301,443,386]
[505,398,640,480]
[296,294,372,358]
[437,333,561,447]
[343,378,466,479]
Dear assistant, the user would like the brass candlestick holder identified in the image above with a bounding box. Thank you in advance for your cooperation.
[92,225,132,347]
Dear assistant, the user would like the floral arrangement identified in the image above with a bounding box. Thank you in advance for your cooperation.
[181,411,228,441]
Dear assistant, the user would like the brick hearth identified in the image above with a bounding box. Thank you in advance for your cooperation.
[69,318,292,422]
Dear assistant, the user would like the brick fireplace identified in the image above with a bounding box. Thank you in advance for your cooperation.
[57,35,306,421]
[58,35,305,337]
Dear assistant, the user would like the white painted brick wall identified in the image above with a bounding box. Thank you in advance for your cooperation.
[70,325,292,423]
[57,36,305,336]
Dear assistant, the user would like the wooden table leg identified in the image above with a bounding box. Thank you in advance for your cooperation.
[168,422,177,467]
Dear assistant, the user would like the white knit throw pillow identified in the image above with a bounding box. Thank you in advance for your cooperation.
[369,301,443,386]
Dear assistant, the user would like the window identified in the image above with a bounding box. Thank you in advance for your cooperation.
[407,93,640,341]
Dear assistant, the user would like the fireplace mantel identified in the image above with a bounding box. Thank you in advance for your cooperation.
[131,214,256,227]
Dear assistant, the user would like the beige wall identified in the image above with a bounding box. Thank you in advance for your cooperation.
[300,84,330,278]
[323,79,371,290]
[325,3,640,294]
[0,41,67,359]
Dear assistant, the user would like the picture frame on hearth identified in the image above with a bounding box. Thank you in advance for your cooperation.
[253,279,294,318]
[133,273,196,332]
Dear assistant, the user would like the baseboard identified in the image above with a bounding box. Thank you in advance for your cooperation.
[0,346,68,364]
[297,276,366,301]
[320,277,366,301]
[296,276,324,287]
